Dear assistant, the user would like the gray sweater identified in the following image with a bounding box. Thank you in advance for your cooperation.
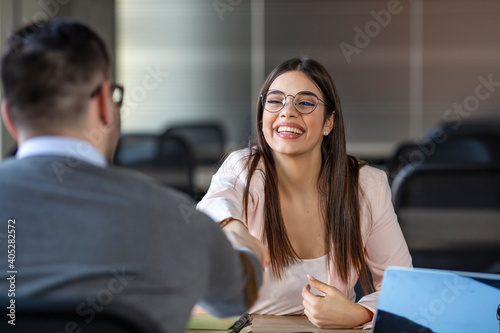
[0,155,261,332]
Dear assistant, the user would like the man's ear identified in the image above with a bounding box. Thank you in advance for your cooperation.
[96,81,114,128]
[1,100,19,140]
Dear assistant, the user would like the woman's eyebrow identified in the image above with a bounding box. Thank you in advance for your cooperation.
[268,90,319,96]
[298,91,318,96]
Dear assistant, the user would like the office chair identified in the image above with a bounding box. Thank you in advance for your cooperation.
[391,163,500,273]
[385,135,498,184]
[0,298,164,333]
[392,163,500,211]
[424,116,500,163]
[154,134,195,196]
[113,133,160,167]
[114,133,195,197]
[427,134,500,165]
[161,123,226,168]
[385,141,420,183]
[425,116,500,141]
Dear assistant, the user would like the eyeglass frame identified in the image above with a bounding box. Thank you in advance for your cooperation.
[90,83,124,107]
[260,89,333,115]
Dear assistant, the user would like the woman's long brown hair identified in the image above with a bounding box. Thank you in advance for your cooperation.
[242,57,374,294]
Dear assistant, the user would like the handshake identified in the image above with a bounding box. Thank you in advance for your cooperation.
[221,218,270,271]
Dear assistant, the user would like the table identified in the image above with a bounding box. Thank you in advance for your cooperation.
[187,315,365,333]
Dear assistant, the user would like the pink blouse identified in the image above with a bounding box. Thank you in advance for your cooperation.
[196,149,412,328]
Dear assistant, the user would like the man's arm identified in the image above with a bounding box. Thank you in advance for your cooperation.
[196,217,264,317]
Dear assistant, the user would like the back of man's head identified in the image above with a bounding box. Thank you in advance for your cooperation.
[1,19,110,129]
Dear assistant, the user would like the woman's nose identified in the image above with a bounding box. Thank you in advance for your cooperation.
[280,95,298,117]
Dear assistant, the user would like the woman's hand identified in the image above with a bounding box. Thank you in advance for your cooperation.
[302,274,373,328]
[222,219,270,270]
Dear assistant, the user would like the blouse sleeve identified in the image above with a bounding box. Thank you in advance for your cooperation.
[196,150,252,225]
[356,167,413,327]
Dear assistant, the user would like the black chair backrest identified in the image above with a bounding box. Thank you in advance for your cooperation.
[391,163,500,273]
[425,136,493,164]
[392,163,500,212]
[155,134,195,195]
[385,141,420,182]
[426,116,500,140]
[0,298,164,333]
[113,134,160,167]
[386,135,500,184]
[162,123,225,167]
[113,133,194,196]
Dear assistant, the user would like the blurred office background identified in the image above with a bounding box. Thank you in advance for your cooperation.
[0,0,499,274]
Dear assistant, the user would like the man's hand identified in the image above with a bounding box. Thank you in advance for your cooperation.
[302,274,373,328]
[222,219,270,270]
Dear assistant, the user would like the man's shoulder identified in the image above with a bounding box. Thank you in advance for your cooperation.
[0,155,193,204]
[0,156,19,169]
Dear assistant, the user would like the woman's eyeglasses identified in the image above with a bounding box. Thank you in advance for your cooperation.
[261,90,332,114]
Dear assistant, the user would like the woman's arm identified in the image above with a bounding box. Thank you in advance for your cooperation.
[197,150,250,223]
[222,218,270,270]
[197,150,268,268]
[355,167,413,326]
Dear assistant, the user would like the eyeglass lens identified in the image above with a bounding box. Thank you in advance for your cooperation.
[112,86,123,105]
[262,91,318,114]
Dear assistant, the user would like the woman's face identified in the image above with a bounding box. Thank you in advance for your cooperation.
[262,70,334,158]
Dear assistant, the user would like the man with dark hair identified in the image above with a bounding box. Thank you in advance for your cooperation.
[0,19,264,332]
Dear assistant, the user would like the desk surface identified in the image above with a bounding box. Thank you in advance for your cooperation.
[187,315,365,333]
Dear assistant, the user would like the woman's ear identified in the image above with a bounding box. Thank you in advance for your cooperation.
[323,111,335,135]
[1,100,19,140]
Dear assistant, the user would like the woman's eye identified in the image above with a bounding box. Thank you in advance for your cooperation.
[298,100,315,106]
[268,99,282,104]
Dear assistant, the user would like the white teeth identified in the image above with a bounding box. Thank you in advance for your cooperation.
[277,126,303,134]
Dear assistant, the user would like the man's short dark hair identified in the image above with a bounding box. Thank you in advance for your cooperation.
[1,19,110,127]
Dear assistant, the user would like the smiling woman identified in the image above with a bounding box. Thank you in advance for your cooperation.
[197,57,412,329]
[262,71,334,159]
